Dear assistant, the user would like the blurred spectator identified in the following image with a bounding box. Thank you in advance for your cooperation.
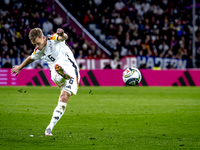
[83,9,93,27]
[140,63,146,69]
[85,49,93,59]
[53,14,63,27]
[2,60,12,68]
[7,49,17,58]
[141,39,151,56]
[77,50,85,59]
[14,0,22,10]
[39,12,47,25]
[115,14,123,25]
[114,0,125,12]
[4,0,10,5]
[96,50,102,58]
[79,63,84,70]
[196,47,200,68]
[35,62,43,69]
[164,49,173,58]
[42,19,53,36]
[82,43,89,56]
[158,41,169,57]
[13,45,21,58]
[103,63,112,69]
[2,44,9,53]
[141,1,150,14]
[94,0,102,7]
[107,36,119,51]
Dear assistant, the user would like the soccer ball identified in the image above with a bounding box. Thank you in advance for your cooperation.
[122,67,142,86]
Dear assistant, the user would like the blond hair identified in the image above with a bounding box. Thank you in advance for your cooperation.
[29,28,43,42]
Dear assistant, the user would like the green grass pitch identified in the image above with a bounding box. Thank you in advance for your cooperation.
[0,86,200,150]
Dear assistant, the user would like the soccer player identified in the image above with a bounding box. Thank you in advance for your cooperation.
[11,28,80,136]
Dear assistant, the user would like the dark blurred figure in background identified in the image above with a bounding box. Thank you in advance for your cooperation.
[2,60,12,68]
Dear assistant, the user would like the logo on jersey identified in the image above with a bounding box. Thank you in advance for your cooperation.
[50,33,61,41]
[33,49,38,55]
[50,33,57,40]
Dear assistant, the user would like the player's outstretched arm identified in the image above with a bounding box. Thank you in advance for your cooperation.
[11,56,34,76]
[56,28,68,41]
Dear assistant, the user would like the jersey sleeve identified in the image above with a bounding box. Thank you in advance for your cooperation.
[31,48,42,60]
[49,33,62,42]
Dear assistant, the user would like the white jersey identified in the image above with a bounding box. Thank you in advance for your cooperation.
[31,33,79,78]
[31,33,80,95]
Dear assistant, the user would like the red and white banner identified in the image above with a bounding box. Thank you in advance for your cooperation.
[76,57,137,70]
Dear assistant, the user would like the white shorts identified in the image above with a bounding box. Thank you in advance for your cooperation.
[51,68,80,95]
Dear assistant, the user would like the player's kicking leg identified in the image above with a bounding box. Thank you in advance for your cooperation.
[55,64,70,80]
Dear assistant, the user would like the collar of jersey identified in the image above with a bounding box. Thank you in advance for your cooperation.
[40,45,47,51]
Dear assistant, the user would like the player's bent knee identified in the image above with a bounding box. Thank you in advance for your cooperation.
[59,90,71,103]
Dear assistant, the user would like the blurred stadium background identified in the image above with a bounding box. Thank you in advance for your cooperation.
[0,0,200,85]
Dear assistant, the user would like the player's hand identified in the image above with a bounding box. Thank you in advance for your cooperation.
[56,28,64,36]
[11,65,21,76]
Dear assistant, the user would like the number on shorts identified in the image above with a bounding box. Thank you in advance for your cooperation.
[69,77,74,84]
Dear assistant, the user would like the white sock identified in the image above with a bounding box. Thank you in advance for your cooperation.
[47,102,67,131]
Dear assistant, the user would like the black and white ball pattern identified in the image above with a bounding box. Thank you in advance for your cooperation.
[122,67,142,86]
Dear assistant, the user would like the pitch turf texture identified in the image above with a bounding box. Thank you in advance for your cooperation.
[0,86,200,150]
